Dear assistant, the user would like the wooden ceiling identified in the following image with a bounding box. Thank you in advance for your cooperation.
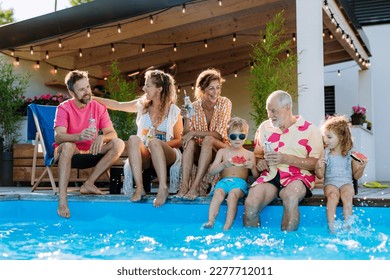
[1,0,369,86]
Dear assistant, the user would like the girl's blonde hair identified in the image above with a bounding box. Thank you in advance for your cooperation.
[227,117,249,134]
[321,115,353,156]
[194,68,225,101]
[141,70,177,123]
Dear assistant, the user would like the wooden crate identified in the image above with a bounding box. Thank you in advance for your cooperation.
[13,143,126,185]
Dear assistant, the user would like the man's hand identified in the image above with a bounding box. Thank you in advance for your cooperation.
[264,151,282,166]
[89,135,104,155]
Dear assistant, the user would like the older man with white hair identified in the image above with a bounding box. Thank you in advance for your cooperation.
[244,90,323,231]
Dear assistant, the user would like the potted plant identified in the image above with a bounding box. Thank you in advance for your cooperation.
[104,60,137,140]
[0,56,30,186]
[249,10,298,127]
[351,105,366,125]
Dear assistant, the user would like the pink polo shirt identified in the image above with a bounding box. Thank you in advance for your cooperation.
[54,99,113,151]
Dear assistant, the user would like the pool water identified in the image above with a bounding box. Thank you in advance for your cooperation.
[0,200,389,260]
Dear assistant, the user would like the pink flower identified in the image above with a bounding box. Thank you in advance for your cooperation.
[352,105,366,116]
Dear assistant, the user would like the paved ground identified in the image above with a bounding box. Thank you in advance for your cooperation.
[1,182,390,206]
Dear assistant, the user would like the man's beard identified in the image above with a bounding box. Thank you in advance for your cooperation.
[78,94,91,105]
[270,119,280,128]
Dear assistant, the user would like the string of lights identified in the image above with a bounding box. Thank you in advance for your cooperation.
[323,0,370,68]
[0,0,369,85]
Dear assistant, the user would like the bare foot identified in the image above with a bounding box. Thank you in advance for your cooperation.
[153,188,169,207]
[183,187,200,200]
[223,225,231,231]
[57,198,70,218]
[80,182,105,195]
[176,184,189,197]
[203,221,214,229]
[131,187,146,202]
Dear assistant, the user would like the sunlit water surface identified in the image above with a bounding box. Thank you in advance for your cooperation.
[0,201,388,260]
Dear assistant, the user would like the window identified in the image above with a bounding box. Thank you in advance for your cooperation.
[324,86,335,116]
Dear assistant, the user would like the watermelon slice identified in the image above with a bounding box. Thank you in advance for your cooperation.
[231,155,247,166]
[351,151,368,162]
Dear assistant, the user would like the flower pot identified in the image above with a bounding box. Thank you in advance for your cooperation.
[351,114,364,125]
[1,151,13,186]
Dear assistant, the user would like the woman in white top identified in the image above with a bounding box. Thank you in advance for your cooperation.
[94,70,183,207]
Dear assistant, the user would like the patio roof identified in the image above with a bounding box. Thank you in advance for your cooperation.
[0,0,371,86]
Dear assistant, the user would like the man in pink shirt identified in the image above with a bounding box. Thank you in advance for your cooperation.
[54,70,125,218]
[244,90,323,231]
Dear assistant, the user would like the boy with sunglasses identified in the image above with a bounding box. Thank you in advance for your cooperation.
[203,117,259,230]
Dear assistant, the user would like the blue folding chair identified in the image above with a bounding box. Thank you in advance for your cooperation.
[27,103,106,194]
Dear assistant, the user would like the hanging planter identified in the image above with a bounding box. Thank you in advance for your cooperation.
[351,105,366,126]
[351,114,364,125]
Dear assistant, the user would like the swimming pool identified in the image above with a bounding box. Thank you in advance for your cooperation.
[0,199,389,260]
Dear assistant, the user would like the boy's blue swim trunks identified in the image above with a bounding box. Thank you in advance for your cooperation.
[210,177,248,196]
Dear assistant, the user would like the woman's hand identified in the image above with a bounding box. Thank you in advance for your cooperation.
[180,105,190,119]
[181,131,194,149]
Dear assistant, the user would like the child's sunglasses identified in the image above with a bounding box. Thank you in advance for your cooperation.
[228,133,247,141]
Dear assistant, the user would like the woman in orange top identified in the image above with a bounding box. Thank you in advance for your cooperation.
[177,68,232,199]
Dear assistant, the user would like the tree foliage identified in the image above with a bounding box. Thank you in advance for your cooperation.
[105,61,137,140]
[0,5,14,25]
[0,57,30,151]
[249,10,298,127]
[70,0,93,6]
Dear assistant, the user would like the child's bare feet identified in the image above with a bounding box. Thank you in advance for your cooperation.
[203,221,214,229]
[80,182,105,195]
[153,187,169,207]
[57,197,70,218]
[131,187,146,202]
[222,225,231,231]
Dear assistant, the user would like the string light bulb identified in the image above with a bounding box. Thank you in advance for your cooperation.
[30,46,34,55]
[328,31,333,39]
[58,39,62,48]
[234,71,238,78]
[111,43,115,52]
[15,57,20,66]
[182,3,186,13]
[218,0,222,7]
[149,15,154,24]
[263,35,266,43]
[117,24,122,33]
[79,48,83,57]
[337,70,341,76]
[173,43,177,52]
[87,29,91,37]
[292,33,296,42]
[286,50,290,57]
[324,0,329,10]
[204,39,208,48]
[142,43,145,52]
[191,84,194,90]
[10,49,14,56]
[45,51,49,59]
[233,33,236,42]
[35,61,40,69]
[54,66,58,74]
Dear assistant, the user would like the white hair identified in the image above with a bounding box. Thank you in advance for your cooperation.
[267,90,293,110]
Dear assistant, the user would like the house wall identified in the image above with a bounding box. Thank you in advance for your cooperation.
[324,23,390,182]
[363,23,390,181]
